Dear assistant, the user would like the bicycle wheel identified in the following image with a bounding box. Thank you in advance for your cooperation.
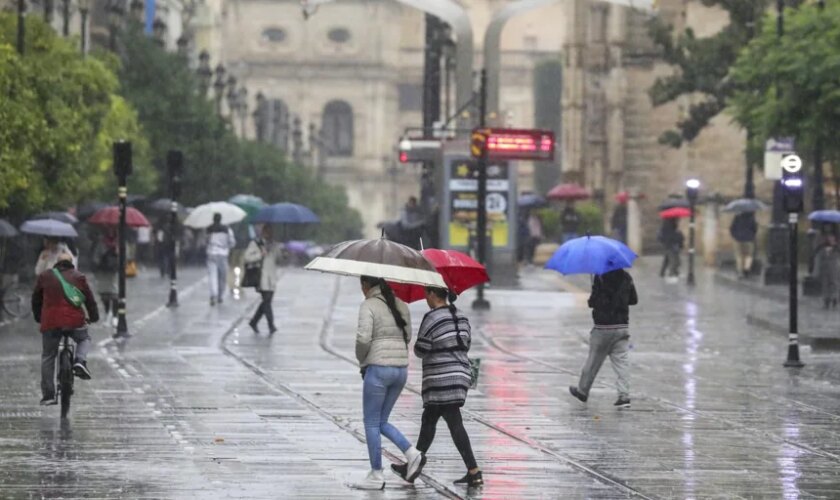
[2,282,32,318]
[59,348,74,419]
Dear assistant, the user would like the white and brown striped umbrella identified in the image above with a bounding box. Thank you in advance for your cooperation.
[305,238,446,287]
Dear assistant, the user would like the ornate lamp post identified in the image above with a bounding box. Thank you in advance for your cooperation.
[196,51,212,96]
[113,141,133,340]
[213,64,226,115]
[225,75,238,118]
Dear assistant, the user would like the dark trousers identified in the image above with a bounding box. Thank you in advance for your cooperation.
[250,291,275,329]
[41,328,91,399]
[416,404,477,470]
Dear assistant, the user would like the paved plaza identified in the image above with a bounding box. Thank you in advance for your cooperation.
[2,261,840,499]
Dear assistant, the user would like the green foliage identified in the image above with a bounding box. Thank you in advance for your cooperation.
[648,1,770,147]
[116,27,362,243]
[537,202,604,241]
[532,59,562,191]
[729,2,840,167]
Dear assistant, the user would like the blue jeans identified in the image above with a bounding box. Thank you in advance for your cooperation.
[363,365,411,470]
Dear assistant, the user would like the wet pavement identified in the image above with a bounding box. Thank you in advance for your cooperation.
[2,259,840,498]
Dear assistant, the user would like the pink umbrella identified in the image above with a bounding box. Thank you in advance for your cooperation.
[547,183,590,201]
[88,206,151,227]
[659,207,692,219]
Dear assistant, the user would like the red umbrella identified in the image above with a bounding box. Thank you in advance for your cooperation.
[659,207,692,219]
[88,206,151,227]
[547,183,590,201]
[389,249,489,303]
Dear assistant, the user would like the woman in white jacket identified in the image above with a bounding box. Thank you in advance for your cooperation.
[354,275,425,490]
[244,225,278,334]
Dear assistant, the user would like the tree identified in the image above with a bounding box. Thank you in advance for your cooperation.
[729,1,840,185]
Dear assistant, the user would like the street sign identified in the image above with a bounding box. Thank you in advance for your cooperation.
[764,137,795,180]
[781,154,802,173]
[471,128,555,162]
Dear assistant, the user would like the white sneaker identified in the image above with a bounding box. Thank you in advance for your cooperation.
[352,469,385,490]
[405,446,427,482]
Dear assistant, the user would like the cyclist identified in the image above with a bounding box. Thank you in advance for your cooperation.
[32,253,99,406]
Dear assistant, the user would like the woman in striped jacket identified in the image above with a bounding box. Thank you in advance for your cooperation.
[392,287,483,487]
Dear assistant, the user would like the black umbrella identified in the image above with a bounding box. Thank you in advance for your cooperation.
[518,192,548,209]
[148,198,187,213]
[658,198,690,211]
[77,201,111,220]
[0,218,18,238]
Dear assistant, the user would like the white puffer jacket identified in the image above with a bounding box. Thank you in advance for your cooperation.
[355,286,412,368]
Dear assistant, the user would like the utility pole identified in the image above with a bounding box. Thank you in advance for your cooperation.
[472,69,490,311]
[113,141,132,340]
[420,14,444,247]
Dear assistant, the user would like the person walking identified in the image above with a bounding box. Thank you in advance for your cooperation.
[93,228,118,325]
[206,213,235,306]
[814,234,840,309]
[611,203,628,243]
[525,212,543,265]
[560,202,582,243]
[569,268,638,409]
[730,212,758,278]
[354,275,424,490]
[392,287,483,487]
[31,253,99,405]
[658,219,683,279]
[245,225,278,334]
[35,238,76,276]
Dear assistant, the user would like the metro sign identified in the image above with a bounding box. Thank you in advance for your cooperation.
[471,128,555,162]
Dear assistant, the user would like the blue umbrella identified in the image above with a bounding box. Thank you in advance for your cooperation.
[251,203,320,224]
[545,235,637,275]
[20,219,78,238]
[808,210,840,223]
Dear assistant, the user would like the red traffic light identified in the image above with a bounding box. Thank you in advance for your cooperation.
[399,151,409,163]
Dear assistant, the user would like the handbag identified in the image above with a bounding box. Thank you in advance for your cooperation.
[241,240,264,288]
[452,313,481,389]
[51,269,85,309]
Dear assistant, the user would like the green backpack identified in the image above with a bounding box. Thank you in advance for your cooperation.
[51,268,85,309]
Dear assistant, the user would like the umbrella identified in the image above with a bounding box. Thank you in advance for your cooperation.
[20,219,78,238]
[88,206,151,227]
[547,183,591,201]
[658,198,690,211]
[389,249,490,303]
[305,238,446,287]
[32,211,79,225]
[0,218,18,237]
[545,235,637,276]
[76,201,111,220]
[229,194,267,216]
[724,198,767,214]
[148,198,187,213]
[659,207,692,219]
[251,203,320,224]
[808,210,840,223]
[183,202,247,228]
[518,192,548,209]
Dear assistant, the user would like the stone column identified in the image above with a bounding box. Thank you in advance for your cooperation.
[627,189,643,254]
[702,200,719,266]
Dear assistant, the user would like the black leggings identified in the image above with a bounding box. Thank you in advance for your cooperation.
[416,404,477,470]
[250,291,275,329]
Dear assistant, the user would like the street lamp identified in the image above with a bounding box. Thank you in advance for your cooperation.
[781,154,805,368]
[225,75,238,117]
[213,64,226,115]
[79,0,91,56]
[113,141,133,339]
[685,178,700,286]
[166,150,184,308]
[196,51,212,96]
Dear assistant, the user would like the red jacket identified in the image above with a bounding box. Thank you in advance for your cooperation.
[31,261,100,333]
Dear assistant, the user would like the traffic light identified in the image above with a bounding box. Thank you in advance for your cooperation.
[781,154,804,213]
[397,137,441,163]
[113,141,133,178]
[167,150,184,199]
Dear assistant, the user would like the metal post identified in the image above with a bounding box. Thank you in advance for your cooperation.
[17,0,25,55]
[167,151,183,308]
[472,69,490,311]
[113,141,132,339]
[61,0,69,36]
[784,212,804,367]
[688,201,696,286]
[80,8,88,56]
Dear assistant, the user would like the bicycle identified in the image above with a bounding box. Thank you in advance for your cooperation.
[56,332,76,419]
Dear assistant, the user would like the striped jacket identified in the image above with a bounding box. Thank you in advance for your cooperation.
[414,306,472,407]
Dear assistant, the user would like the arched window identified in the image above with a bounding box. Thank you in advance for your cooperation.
[322,100,353,157]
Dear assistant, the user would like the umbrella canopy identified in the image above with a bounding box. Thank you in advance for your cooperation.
[88,206,151,227]
[547,183,591,201]
[183,202,247,228]
[0,218,18,237]
[658,198,690,211]
[724,198,767,214]
[229,194,267,216]
[305,238,446,287]
[808,210,840,223]
[251,202,320,224]
[76,201,111,220]
[20,219,78,238]
[518,192,548,209]
[545,235,637,276]
[659,207,692,219]
[148,198,187,213]
[389,249,490,303]
[32,211,79,225]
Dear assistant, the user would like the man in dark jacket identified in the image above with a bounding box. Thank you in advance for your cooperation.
[730,212,758,278]
[32,253,99,405]
[569,268,638,409]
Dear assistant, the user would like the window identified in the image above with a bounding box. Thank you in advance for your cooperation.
[397,84,422,111]
[322,100,353,157]
[327,27,351,44]
[262,27,287,43]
